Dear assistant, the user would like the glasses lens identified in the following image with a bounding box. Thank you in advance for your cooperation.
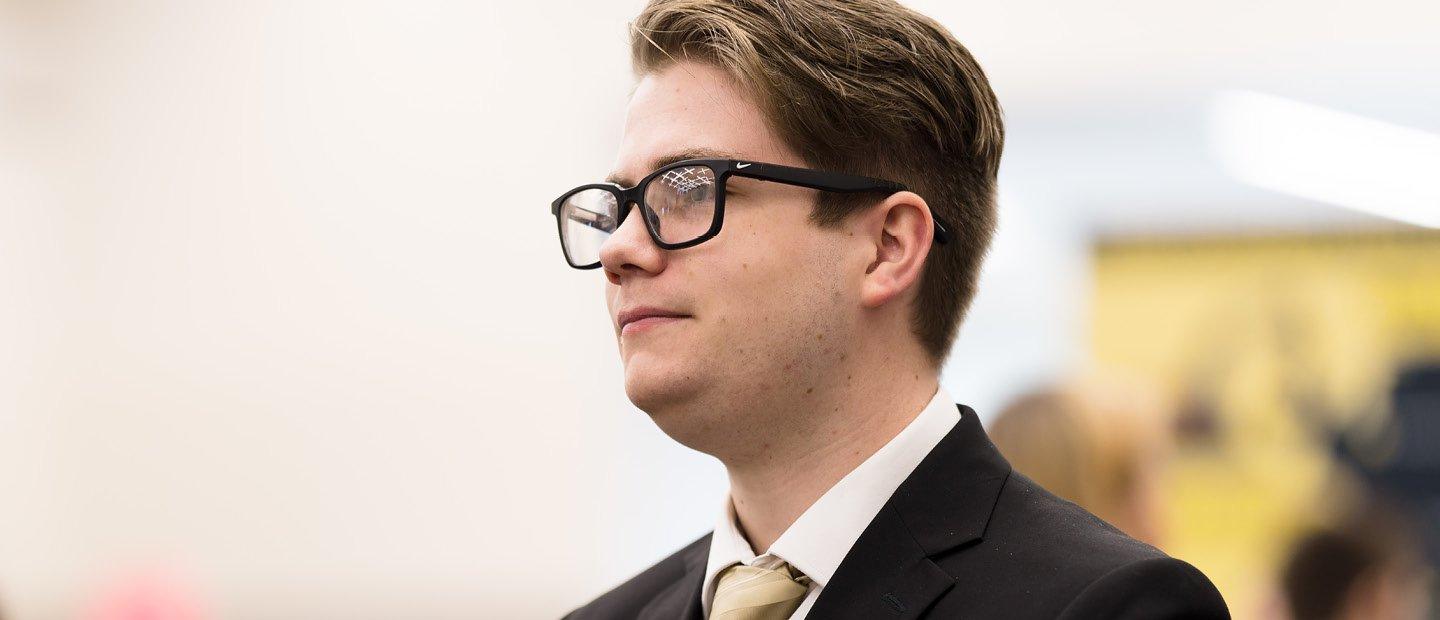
[643,165,717,244]
[559,188,619,266]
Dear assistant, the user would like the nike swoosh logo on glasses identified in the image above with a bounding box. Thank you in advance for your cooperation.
[736,162,751,168]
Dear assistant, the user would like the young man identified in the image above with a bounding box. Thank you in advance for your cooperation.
[554,1,1229,618]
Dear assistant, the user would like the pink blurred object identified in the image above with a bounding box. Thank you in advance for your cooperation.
[82,571,207,620]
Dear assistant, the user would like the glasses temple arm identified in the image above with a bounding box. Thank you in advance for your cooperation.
[733,164,951,244]
[563,205,618,233]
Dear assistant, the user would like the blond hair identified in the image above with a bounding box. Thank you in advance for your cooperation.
[990,381,1172,544]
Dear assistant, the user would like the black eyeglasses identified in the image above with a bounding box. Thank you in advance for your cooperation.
[550,158,952,269]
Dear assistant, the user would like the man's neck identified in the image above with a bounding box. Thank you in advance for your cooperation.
[722,363,939,554]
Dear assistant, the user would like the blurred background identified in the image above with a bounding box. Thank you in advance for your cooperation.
[1,0,1436,618]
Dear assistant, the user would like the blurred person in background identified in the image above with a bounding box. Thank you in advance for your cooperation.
[555,0,1227,618]
[1279,500,1434,620]
[988,379,1172,547]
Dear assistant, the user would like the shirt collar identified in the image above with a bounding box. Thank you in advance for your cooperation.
[700,385,961,609]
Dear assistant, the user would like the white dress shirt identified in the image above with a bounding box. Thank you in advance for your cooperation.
[700,385,961,619]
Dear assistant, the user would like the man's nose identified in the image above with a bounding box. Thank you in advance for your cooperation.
[599,203,666,283]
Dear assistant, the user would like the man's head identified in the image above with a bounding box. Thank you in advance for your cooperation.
[596,0,1003,452]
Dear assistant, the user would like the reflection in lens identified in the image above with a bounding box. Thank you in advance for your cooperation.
[644,165,716,244]
[561,188,618,266]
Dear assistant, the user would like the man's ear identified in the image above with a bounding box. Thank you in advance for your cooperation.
[858,191,935,309]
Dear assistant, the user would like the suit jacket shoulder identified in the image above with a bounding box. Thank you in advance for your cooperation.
[925,470,1228,619]
[563,533,710,620]
[806,406,1228,619]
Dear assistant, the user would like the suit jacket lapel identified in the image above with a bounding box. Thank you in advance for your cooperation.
[638,534,709,620]
[808,405,1012,618]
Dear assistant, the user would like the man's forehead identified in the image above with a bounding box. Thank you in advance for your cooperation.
[604,146,745,186]
[607,62,791,187]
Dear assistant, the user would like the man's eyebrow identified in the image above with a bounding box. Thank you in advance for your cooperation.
[604,147,744,186]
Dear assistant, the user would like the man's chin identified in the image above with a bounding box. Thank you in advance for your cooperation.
[622,368,696,416]
[624,374,696,417]
[626,386,716,455]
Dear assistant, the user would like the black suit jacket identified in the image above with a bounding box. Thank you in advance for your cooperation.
[566,405,1229,619]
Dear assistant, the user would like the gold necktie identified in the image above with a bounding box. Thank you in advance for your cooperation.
[710,562,811,620]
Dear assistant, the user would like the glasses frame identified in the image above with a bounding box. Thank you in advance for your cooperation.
[550,158,953,270]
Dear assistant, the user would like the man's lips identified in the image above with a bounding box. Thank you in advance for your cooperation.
[617,307,691,336]
[622,316,687,335]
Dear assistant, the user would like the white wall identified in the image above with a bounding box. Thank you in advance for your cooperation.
[0,1,658,617]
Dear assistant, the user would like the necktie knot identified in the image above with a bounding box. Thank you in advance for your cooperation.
[711,562,811,620]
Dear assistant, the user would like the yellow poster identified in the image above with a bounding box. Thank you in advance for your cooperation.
[1091,230,1440,618]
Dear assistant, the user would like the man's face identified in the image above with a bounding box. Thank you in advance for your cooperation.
[601,62,864,449]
